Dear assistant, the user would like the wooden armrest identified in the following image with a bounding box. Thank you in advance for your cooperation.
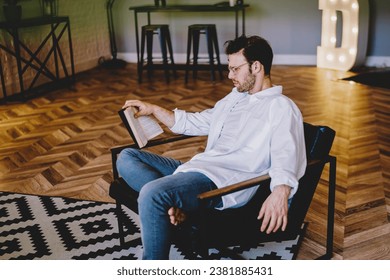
[197,159,323,200]
[198,174,270,200]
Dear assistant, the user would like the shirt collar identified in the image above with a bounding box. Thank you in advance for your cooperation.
[251,85,283,99]
[232,85,283,100]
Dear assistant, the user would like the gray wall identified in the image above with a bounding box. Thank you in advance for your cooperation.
[367,0,390,56]
[114,0,389,66]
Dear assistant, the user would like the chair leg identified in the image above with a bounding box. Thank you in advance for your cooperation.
[326,155,336,258]
[316,155,336,260]
[198,248,211,259]
[115,201,126,246]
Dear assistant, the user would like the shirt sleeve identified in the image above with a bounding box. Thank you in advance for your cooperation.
[170,90,235,136]
[170,108,214,136]
[268,98,307,199]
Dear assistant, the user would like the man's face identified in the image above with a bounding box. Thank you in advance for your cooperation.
[227,52,256,93]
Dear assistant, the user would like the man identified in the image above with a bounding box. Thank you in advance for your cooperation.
[117,35,306,259]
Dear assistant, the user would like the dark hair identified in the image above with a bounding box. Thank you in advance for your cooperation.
[225,35,273,75]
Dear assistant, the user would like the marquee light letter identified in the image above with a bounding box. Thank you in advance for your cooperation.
[317,0,369,71]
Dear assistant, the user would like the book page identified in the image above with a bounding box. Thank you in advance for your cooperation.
[137,114,164,140]
[121,106,164,148]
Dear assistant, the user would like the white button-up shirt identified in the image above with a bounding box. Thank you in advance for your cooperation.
[170,86,306,210]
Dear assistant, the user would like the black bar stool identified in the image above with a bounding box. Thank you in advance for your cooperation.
[185,24,223,83]
[139,24,176,83]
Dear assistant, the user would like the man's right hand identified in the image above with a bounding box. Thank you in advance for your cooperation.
[122,100,175,128]
[123,100,155,118]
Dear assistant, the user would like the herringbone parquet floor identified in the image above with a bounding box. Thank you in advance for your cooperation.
[0,64,389,259]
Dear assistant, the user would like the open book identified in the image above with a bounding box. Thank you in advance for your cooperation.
[118,107,164,148]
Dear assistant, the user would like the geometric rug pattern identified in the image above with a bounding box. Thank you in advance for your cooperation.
[0,191,303,260]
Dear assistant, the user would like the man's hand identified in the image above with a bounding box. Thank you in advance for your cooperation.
[122,100,175,128]
[123,100,155,118]
[168,207,187,226]
[257,184,291,234]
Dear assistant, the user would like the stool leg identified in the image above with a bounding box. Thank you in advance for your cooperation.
[206,28,216,81]
[192,30,200,80]
[159,28,170,83]
[146,30,154,81]
[185,27,192,83]
[211,27,223,80]
[139,27,147,83]
[165,28,176,79]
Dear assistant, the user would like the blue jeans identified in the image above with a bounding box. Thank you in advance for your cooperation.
[116,148,222,259]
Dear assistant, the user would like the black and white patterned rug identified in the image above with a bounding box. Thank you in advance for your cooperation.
[0,191,304,260]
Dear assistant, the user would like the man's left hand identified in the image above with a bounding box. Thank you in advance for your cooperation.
[257,184,291,234]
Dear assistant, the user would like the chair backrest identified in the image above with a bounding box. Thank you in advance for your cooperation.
[303,122,335,161]
[285,123,335,234]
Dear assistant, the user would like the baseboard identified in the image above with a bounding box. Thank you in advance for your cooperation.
[364,56,390,68]
[117,52,390,68]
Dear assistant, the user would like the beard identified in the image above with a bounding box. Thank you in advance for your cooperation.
[235,73,256,93]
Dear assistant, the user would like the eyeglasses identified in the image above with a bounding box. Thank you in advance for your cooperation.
[228,62,250,74]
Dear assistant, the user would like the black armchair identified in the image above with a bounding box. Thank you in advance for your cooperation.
[109,122,336,259]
